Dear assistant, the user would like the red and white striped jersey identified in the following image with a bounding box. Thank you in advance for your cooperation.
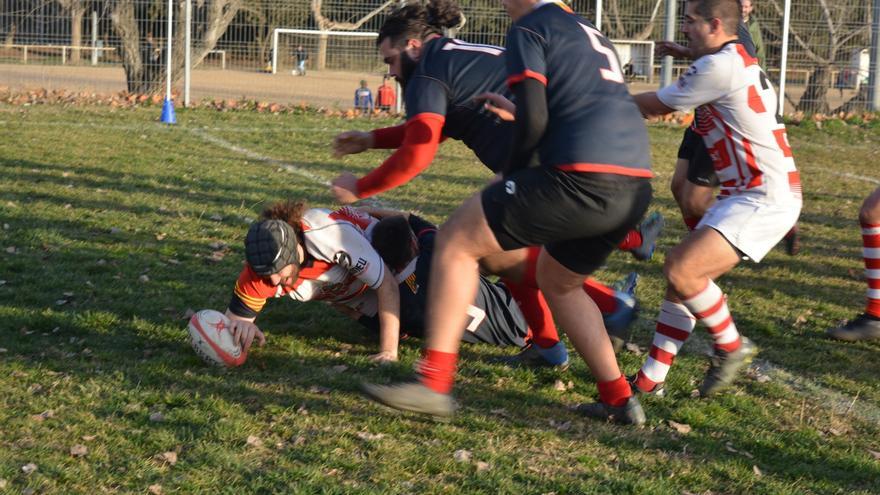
[233,207,386,317]
[658,42,801,202]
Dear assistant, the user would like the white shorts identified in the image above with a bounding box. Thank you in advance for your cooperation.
[698,194,801,263]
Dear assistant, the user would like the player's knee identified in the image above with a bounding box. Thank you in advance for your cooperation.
[860,189,880,224]
[663,251,691,293]
[535,267,581,295]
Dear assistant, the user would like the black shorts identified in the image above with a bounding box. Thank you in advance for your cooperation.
[678,127,719,187]
[481,168,653,275]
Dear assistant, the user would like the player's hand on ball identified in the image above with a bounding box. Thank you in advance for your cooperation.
[474,92,516,122]
[369,350,398,363]
[229,319,265,353]
[331,172,361,204]
[656,41,691,59]
[333,131,373,157]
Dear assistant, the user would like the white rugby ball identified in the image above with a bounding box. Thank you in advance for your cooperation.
[187,309,247,367]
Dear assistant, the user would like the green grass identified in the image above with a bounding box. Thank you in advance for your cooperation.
[1,104,879,494]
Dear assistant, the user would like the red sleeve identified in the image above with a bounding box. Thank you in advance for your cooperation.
[231,264,277,314]
[371,124,406,149]
[356,113,445,199]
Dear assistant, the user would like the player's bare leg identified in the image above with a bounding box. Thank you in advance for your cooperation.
[828,186,880,341]
[633,227,757,397]
[362,193,502,418]
[671,158,715,231]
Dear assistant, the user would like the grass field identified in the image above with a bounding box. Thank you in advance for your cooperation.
[1,104,879,494]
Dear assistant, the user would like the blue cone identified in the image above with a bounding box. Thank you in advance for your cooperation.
[160,98,177,124]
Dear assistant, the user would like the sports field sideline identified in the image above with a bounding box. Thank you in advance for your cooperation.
[1,105,879,493]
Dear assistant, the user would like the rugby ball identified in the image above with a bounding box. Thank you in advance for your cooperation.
[187,309,247,367]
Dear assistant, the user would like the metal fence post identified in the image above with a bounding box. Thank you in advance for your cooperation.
[660,0,677,88]
[870,0,880,112]
[184,0,192,107]
[778,0,791,116]
[165,0,173,102]
[596,0,603,31]
[91,11,98,66]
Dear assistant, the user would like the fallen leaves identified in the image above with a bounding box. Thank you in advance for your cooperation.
[453,449,472,463]
[21,463,37,474]
[668,420,692,435]
[70,444,88,457]
[148,485,163,495]
[149,412,165,422]
[29,410,54,422]
[308,385,331,394]
[356,431,385,441]
[553,380,574,392]
[624,342,644,355]
[868,449,880,461]
[153,451,177,466]
[246,435,263,448]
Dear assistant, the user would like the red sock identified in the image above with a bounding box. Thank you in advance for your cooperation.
[583,278,618,313]
[418,349,458,394]
[597,374,632,407]
[862,221,880,318]
[683,216,702,231]
[523,247,617,314]
[503,279,560,348]
[617,229,643,251]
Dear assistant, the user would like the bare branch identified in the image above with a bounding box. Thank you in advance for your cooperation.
[311,0,394,31]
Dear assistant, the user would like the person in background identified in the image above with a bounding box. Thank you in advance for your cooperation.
[377,75,397,112]
[355,80,374,114]
[294,45,309,76]
[741,0,764,69]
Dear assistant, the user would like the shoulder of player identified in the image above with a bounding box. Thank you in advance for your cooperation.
[693,47,737,80]
[302,208,368,240]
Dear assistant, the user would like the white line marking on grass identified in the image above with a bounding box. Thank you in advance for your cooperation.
[191,128,392,208]
[828,172,880,185]
[192,128,330,186]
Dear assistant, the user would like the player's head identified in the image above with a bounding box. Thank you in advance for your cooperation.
[377,0,463,86]
[500,0,540,22]
[245,200,306,287]
[360,79,368,88]
[683,0,740,57]
[371,216,418,272]
[741,0,753,20]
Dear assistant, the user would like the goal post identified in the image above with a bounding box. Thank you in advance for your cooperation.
[271,29,380,75]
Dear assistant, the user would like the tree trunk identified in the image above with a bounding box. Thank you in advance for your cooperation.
[796,65,832,114]
[832,84,871,114]
[110,0,146,93]
[110,0,240,94]
[70,4,85,63]
[317,33,327,70]
[4,23,16,47]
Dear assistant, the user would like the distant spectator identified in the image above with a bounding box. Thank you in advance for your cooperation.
[377,75,397,112]
[354,80,374,114]
[294,45,309,76]
[741,0,765,69]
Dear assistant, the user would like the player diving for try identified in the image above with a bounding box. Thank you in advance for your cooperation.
[330,0,658,365]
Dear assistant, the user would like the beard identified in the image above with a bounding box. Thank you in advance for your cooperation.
[396,50,419,91]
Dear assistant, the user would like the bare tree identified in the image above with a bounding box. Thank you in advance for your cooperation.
[109,0,241,94]
[55,0,86,62]
[766,0,869,113]
[604,0,664,41]
[310,0,393,70]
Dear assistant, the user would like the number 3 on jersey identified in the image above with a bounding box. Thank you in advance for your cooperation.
[580,24,625,83]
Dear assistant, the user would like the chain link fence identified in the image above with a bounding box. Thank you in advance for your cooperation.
[0,0,877,113]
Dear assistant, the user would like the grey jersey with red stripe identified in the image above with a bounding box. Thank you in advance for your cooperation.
[505,2,651,173]
[404,37,515,173]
